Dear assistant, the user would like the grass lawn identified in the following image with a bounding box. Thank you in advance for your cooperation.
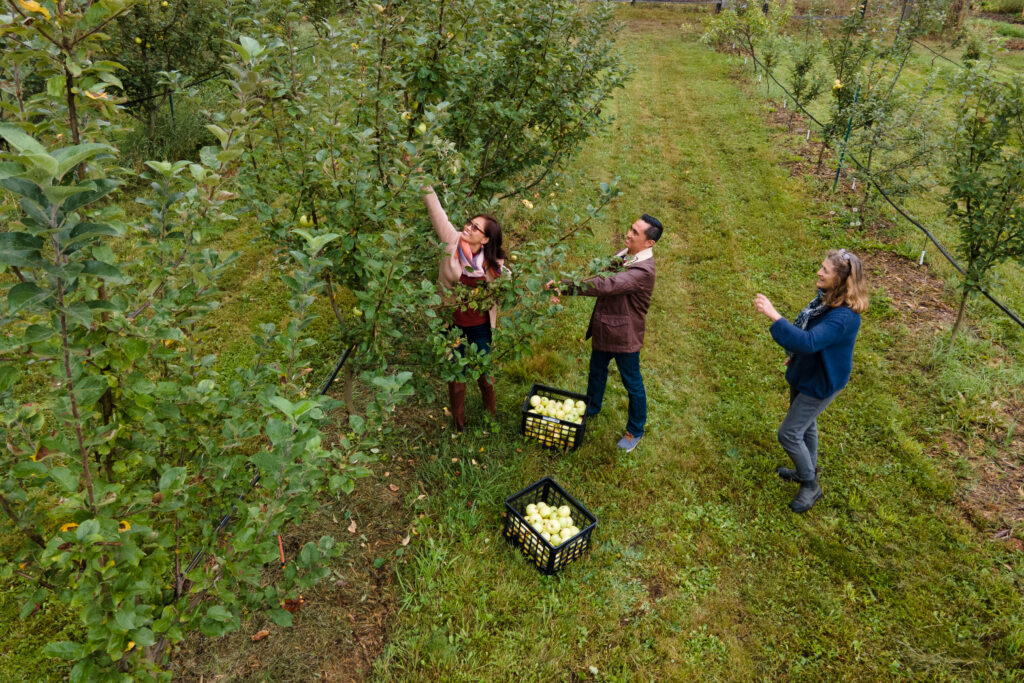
[3,6,1022,681]
[369,7,1024,681]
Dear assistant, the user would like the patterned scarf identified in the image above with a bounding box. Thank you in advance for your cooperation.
[457,239,486,278]
[794,289,830,330]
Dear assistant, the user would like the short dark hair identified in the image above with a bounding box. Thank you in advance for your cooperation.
[640,214,663,242]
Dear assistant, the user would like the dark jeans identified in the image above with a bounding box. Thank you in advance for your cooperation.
[777,386,837,481]
[586,348,646,438]
[454,322,492,357]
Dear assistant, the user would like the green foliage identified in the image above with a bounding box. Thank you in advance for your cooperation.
[229,0,629,393]
[945,68,1024,338]
[0,6,414,679]
[108,0,226,121]
[701,0,795,68]
[786,39,826,119]
[115,92,217,165]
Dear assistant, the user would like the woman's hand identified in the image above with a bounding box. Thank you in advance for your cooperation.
[753,293,782,322]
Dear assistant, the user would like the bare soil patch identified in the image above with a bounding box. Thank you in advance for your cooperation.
[865,250,958,333]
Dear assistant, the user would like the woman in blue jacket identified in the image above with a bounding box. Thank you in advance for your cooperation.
[754,249,868,513]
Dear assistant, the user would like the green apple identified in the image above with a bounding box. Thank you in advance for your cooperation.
[530,395,541,408]
[525,503,538,516]
[557,505,571,518]
[299,214,312,227]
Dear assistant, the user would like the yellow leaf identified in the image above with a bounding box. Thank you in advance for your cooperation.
[18,0,51,20]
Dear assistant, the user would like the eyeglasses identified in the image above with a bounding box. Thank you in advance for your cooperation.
[464,221,483,235]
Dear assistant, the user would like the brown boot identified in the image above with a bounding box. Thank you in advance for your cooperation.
[448,381,467,432]
[478,376,497,417]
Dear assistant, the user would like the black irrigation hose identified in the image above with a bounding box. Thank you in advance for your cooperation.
[179,342,355,579]
[747,51,1024,333]
[910,38,1016,83]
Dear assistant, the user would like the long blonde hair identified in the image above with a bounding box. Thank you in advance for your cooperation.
[823,249,869,313]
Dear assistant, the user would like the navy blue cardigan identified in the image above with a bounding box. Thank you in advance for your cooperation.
[770,306,861,399]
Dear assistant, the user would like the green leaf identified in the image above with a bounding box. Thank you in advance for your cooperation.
[74,375,110,407]
[0,232,43,268]
[130,627,155,647]
[239,36,264,59]
[206,124,230,147]
[0,123,46,155]
[206,605,232,623]
[52,143,114,180]
[269,396,294,418]
[42,184,92,207]
[267,608,293,627]
[75,518,99,541]
[12,461,46,477]
[22,153,60,178]
[66,302,94,329]
[23,324,54,344]
[8,282,48,313]
[42,641,84,661]
[158,466,186,492]
[50,467,79,492]
[114,607,137,631]
[63,178,120,213]
[0,365,20,392]
[82,260,127,283]
[69,221,124,242]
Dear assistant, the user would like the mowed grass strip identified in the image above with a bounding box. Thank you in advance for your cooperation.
[374,8,1024,681]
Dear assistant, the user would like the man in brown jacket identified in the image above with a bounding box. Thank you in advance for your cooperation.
[549,214,662,452]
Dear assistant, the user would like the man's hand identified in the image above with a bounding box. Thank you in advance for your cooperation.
[753,293,782,322]
[544,279,561,304]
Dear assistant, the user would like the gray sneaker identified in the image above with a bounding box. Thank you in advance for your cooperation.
[616,433,642,452]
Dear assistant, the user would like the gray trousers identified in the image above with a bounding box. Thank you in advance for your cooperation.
[777,387,837,481]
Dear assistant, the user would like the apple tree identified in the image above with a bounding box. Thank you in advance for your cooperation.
[945,69,1024,339]
[0,6,407,680]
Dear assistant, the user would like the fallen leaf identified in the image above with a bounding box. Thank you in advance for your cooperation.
[471,458,478,466]
[388,484,399,492]
[335,579,348,587]
[384,471,390,477]
[401,535,410,546]
[416,494,426,501]
[251,629,270,642]
[347,520,357,533]
[451,457,459,463]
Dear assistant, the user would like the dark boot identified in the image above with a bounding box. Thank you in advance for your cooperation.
[777,466,819,483]
[448,381,467,432]
[788,477,823,513]
[478,376,497,417]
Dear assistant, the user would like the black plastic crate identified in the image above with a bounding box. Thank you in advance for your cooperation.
[503,476,598,575]
[520,383,589,451]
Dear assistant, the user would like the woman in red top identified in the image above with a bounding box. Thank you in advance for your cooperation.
[423,186,508,431]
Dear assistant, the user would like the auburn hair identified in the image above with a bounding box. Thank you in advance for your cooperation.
[824,249,869,313]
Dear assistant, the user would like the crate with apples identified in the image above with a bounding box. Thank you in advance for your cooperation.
[503,477,597,575]
[520,383,589,451]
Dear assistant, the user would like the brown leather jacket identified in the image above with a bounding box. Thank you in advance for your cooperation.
[572,258,656,353]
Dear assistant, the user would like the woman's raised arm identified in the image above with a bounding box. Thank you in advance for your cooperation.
[422,186,459,245]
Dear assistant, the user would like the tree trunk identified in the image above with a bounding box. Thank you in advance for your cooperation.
[951,289,970,340]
